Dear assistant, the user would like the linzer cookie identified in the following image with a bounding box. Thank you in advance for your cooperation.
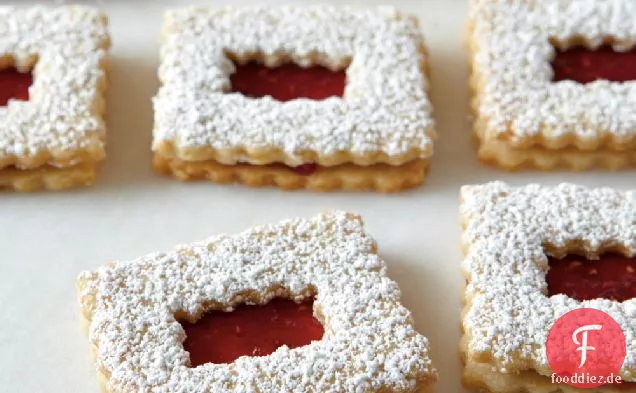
[0,6,109,191]
[468,0,636,170]
[460,182,636,393]
[152,6,435,192]
[77,211,437,392]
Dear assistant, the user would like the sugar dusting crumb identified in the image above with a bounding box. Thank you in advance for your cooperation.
[78,211,436,392]
[152,5,435,165]
[0,6,109,166]
[469,0,636,143]
[461,182,636,380]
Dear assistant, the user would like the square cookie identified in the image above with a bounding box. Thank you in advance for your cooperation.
[77,211,437,392]
[460,182,636,392]
[468,0,636,170]
[0,6,110,191]
[152,5,435,192]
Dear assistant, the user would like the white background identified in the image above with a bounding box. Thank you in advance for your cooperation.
[0,1,632,392]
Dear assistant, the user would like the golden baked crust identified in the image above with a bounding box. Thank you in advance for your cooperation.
[474,136,636,171]
[153,154,428,193]
[462,349,628,393]
[0,162,97,192]
[153,140,428,168]
[77,212,437,392]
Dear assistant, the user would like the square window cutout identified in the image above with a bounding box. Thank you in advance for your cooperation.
[551,43,636,84]
[152,6,436,192]
[468,0,636,171]
[546,252,636,302]
[0,59,33,106]
[180,297,324,367]
[229,61,347,102]
[0,6,110,191]
[77,212,437,392]
[460,182,636,392]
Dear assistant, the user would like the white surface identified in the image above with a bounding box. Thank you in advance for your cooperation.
[0,1,633,392]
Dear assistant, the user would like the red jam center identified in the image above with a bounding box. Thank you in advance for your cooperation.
[289,163,318,176]
[0,68,32,106]
[552,45,636,83]
[546,253,636,302]
[181,299,324,366]
[230,62,346,101]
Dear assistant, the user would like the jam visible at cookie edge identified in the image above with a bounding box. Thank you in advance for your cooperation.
[546,253,636,302]
[181,298,324,366]
[230,62,346,102]
[290,163,318,176]
[0,68,32,106]
[552,45,636,83]
[237,162,319,176]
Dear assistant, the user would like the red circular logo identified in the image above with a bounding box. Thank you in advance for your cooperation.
[546,308,626,388]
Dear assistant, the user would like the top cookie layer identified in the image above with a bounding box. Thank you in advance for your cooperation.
[460,182,636,380]
[0,6,110,169]
[153,6,435,167]
[469,0,636,150]
[77,211,436,392]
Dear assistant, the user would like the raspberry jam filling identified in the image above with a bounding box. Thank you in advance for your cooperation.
[546,253,636,302]
[237,162,319,176]
[0,68,32,106]
[552,45,636,83]
[230,62,346,101]
[289,163,318,176]
[181,298,324,366]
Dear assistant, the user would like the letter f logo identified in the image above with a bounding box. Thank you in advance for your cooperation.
[572,324,602,368]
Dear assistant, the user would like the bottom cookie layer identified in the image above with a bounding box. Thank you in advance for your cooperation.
[0,162,98,192]
[463,356,630,393]
[153,155,428,192]
[476,139,636,171]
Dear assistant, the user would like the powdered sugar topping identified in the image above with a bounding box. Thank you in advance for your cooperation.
[461,182,636,380]
[78,211,435,392]
[0,6,109,168]
[153,5,435,166]
[469,0,636,146]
